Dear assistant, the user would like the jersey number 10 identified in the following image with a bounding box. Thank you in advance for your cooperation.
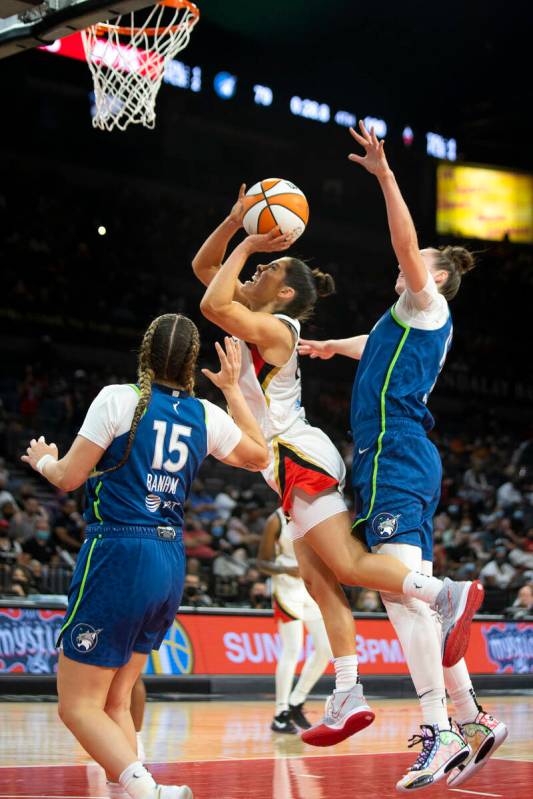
[152,420,191,472]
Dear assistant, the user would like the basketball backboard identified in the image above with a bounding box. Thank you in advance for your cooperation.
[0,0,153,58]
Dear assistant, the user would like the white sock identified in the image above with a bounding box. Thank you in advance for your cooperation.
[402,571,444,605]
[136,731,146,762]
[444,659,480,723]
[119,761,156,799]
[333,655,358,692]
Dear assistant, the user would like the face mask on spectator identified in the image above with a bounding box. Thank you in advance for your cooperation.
[36,530,50,541]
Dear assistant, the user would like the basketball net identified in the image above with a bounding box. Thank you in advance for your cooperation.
[82,0,199,132]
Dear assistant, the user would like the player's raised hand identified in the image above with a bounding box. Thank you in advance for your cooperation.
[241,227,295,254]
[348,120,390,178]
[228,183,249,228]
[202,336,242,391]
[21,436,59,472]
[298,338,336,360]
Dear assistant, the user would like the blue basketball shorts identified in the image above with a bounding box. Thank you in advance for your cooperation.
[58,525,185,668]
[351,419,441,562]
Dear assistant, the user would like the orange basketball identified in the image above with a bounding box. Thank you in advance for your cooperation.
[243,178,309,241]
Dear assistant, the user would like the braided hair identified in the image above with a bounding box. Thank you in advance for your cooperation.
[96,314,200,476]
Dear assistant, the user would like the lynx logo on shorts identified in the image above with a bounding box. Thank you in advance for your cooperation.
[372,512,401,539]
[71,623,102,653]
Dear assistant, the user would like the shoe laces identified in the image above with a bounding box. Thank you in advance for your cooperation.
[407,725,437,771]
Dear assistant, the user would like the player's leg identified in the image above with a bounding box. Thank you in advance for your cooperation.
[420,560,509,787]
[293,521,374,746]
[289,612,332,729]
[131,677,147,761]
[57,651,158,797]
[272,618,303,734]
[105,653,147,756]
[375,543,469,791]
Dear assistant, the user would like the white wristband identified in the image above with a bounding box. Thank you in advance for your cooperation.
[36,454,57,476]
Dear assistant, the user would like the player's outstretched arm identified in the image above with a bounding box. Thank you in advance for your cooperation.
[348,121,428,293]
[298,335,368,360]
[202,337,269,471]
[21,435,105,492]
[191,184,249,302]
[200,230,295,366]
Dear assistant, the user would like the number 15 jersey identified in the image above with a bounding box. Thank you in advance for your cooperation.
[80,383,241,529]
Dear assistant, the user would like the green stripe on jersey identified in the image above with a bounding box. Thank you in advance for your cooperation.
[353,307,411,529]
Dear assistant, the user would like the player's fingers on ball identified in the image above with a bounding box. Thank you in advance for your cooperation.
[239,183,246,198]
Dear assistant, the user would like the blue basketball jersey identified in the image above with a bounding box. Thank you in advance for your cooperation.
[351,302,453,436]
[84,384,209,529]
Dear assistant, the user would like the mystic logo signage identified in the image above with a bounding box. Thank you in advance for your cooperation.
[0,608,64,674]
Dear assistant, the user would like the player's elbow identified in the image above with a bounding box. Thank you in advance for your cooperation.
[199,296,220,320]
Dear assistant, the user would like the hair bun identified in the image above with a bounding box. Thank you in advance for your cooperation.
[449,246,476,276]
[312,268,336,298]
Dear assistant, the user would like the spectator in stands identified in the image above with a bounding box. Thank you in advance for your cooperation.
[183,516,217,561]
[461,457,494,508]
[15,496,49,542]
[479,543,517,589]
[0,525,22,565]
[182,573,213,607]
[188,479,219,524]
[214,485,239,521]
[8,564,35,596]
[212,546,249,578]
[507,530,533,582]
[22,517,57,564]
[51,497,85,552]
[27,559,51,594]
[505,584,533,619]
[0,472,17,508]
[355,589,381,612]
[249,580,269,609]
[496,476,523,510]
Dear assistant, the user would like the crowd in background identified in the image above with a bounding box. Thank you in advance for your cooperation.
[1,167,532,618]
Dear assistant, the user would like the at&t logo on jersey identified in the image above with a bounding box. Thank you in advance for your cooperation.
[372,512,401,538]
[71,623,102,654]
[145,493,162,513]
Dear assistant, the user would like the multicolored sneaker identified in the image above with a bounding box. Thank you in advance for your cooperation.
[396,723,470,792]
[432,578,484,667]
[300,683,375,746]
[289,702,312,730]
[447,711,508,787]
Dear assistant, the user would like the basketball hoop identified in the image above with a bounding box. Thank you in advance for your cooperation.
[82,0,200,132]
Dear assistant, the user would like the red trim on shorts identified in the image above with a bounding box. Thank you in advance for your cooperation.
[273,596,299,624]
[275,440,339,515]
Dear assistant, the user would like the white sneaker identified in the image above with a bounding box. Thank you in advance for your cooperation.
[301,683,374,746]
[156,784,193,799]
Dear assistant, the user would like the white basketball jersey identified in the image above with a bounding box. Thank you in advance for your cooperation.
[238,314,305,441]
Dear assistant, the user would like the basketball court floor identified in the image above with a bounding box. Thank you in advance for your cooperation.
[0,695,531,798]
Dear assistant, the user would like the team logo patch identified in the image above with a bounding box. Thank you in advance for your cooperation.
[71,623,102,654]
[372,512,401,538]
[145,493,161,513]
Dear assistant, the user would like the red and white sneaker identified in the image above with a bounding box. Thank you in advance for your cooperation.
[432,578,485,667]
[301,683,375,747]
[447,710,508,787]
